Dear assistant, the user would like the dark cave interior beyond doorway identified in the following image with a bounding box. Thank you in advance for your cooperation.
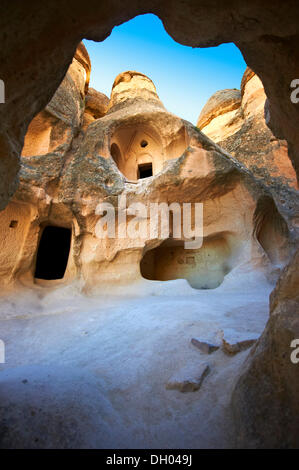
[138,162,153,179]
[34,226,71,280]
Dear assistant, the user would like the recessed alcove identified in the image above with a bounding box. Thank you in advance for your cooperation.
[110,142,122,168]
[21,111,54,157]
[9,220,18,228]
[254,196,289,265]
[140,235,236,289]
[34,226,71,280]
[110,124,163,180]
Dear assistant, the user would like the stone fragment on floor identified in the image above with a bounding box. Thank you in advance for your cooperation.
[166,362,210,392]
[220,329,258,355]
[191,337,220,354]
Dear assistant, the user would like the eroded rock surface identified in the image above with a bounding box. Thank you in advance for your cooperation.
[0,69,293,294]
[197,89,242,142]
[232,249,299,448]
[1,1,299,211]
[22,42,91,158]
[82,88,109,130]
[198,68,298,193]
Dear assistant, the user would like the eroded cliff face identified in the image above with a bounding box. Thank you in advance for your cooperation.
[1,1,299,214]
[197,89,242,143]
[198,68,298,192]
[0,67,293,297]
[198,67,299,448]
[232,250,299,448]
[22,43,91,159]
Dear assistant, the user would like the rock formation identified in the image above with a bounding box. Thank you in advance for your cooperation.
[0,66,293,294]
[0,1,299,449]
[82,87,109,130]
[197,88,242,143]
[1,1,299,215]
[198,68,298,192]
[198,68,299,447]
[22,43,91,159]
[232,249,299,448]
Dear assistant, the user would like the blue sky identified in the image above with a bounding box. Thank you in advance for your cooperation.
[84,14,247,125]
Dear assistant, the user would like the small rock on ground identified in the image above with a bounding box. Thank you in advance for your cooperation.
[166,362,210,393]
[191,338,220,354]
[221,330,258,355]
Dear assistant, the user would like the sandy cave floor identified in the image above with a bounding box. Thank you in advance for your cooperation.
[0,269,272,449]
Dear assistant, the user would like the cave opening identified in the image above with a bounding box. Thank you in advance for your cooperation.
[34,226,71,280]
[109,123,163,180]
[110,142,121,168]
[138,162,153,179]
[140,236,233,289]
[254,196,289,265]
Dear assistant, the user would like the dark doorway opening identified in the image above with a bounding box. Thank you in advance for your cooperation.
[138,162,152,179]
[111,142,121,167]
[34,226,71,280]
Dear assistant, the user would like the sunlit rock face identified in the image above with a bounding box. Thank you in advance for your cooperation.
[96,70,187,181]
[108,71,163,112]
[82,87,109,130]
[0,59,293,293]
[197,89,243,143]
[22,43,91,158]
[198,68,298,192]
